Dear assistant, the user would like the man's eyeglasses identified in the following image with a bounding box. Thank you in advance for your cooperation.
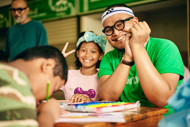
[10,7,27,13]
[102,17,134,36]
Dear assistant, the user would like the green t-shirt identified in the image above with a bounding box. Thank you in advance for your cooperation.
[4,20,48,61]
[98,37,184,115]
[0,63,38,127]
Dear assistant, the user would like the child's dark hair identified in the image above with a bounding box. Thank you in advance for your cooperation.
[13,46,68,82]
[75,32,104,69]
[104,4,130,11]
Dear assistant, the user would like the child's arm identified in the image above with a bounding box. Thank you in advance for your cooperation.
[37,98,61,127]
[70,94,92,103]
[61,42,75,57]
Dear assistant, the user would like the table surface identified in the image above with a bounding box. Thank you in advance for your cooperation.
[54,106,168,127]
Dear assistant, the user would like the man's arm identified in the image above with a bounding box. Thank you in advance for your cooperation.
[99,62,131,101]
[132,43,179,107]
[130,21,180,107]
[99,26,134,101]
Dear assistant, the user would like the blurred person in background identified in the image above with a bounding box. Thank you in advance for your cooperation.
[4,0,48,61]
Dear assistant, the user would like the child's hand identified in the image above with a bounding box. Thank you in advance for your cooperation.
[70,94,92,103]
[62,42,76,57]
[37,98,63,127]
[37,98,61,120]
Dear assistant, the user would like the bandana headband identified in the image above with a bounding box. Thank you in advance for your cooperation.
[101,7,135,23]
[76,31,107,52]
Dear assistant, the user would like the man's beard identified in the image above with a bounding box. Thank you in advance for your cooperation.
[15,13,27,24]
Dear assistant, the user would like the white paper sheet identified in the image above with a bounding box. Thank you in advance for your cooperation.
[55,112,125,123]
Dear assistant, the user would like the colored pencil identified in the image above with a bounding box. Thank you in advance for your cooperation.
[46,82,50,101]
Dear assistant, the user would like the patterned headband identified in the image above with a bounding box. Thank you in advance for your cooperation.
[101,7,135,23]
[76,31,107,52]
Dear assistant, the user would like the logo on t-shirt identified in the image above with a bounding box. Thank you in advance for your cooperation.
[127,76,139,85]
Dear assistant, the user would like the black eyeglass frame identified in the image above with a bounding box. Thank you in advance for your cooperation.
[10,7,28,13]
[102,17,134,36]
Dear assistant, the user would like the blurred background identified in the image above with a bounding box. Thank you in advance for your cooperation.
[0,0,189,70]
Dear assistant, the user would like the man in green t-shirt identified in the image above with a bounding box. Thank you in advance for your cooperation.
[98,4,184,115]
[0,46,68,127]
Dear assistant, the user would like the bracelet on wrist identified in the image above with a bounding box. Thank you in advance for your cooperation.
[121,57,134,66]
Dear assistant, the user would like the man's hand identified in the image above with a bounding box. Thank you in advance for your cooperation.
[123,31,133,61]
[62,42,76,57]
[129,21,151,48]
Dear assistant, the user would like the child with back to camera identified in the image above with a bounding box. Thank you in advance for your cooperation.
[60,31,106,103]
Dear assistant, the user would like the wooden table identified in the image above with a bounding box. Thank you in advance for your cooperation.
[55,107,168,127]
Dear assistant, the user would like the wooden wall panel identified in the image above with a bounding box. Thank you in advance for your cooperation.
[43,18,77,45]
[43,18,78,70]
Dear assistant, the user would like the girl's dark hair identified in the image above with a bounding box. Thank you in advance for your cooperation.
[104,4,130,11]
[75,31,104,69]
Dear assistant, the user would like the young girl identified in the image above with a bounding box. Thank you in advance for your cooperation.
[61,31,106,102]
